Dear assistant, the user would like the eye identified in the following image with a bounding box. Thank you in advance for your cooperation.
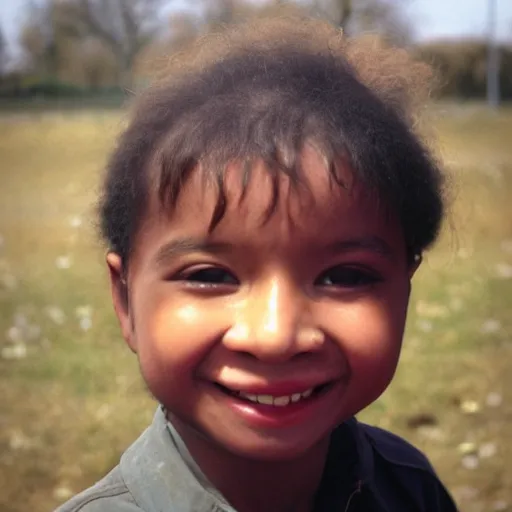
[315,266,382,288]
[181,267,239,287]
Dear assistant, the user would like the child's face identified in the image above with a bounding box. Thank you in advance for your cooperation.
[108,146,416,460]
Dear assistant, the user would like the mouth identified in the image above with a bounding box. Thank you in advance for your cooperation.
[213,381,335,407]
[208,377,343,429]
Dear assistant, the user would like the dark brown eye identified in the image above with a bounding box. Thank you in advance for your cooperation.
[316,266,382,288]
[185,267,239,286]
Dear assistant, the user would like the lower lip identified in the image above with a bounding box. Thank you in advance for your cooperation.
[211,383,340,428]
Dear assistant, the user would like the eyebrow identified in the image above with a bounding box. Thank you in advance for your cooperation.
[152,235,394,267]
[325,236,394,258]
[152,237,233,266]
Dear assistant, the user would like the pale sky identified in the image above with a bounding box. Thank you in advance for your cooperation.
[411,0,511,42]
[0,0,511,59]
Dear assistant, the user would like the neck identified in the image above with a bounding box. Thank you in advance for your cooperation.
[171,418,330,512]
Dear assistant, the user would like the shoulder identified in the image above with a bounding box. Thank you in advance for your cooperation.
[355,422,459,511]
[54,466,142,512]
[361,423,436,471]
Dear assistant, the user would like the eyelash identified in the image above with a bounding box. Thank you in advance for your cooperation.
[179,267,239,288]
[175,265,382,290]
[315,266,382,288]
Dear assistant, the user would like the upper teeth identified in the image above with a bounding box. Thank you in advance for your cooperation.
[238,387,314,407]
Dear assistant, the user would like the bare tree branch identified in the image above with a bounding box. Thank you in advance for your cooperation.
[67,0,171,86]
[315,0,413,44]
[77,0,122,53]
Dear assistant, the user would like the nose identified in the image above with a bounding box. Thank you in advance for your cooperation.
[222,275,324,362]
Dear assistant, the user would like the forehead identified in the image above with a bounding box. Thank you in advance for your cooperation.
[142,146,400,248]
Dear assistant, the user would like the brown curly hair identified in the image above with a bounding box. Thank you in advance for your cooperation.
[100,15,444,267]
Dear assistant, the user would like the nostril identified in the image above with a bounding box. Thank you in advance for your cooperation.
[234,350,259,361]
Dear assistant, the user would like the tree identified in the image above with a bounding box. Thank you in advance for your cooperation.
[0,25,7,75]
[19,0,61,77]
[48,0,169,88]
[76,0,171,87]
[315,0,413,44]
[207,0,236,26]
[332,0,353,33]
[20,0,170,88]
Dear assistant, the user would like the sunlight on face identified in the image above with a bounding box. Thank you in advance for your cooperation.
[113,146,412,461]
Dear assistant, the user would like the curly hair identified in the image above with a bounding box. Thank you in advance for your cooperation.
[99,15,444,267]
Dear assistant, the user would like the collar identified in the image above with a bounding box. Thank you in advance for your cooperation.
[119,407,377,512]
[120,406,234,512]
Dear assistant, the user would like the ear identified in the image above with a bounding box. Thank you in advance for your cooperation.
[106,252,137,353]
[408,253,422,280]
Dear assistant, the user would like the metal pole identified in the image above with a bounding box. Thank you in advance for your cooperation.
[487,0,500,108]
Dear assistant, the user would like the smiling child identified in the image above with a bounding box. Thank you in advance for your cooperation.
[56,15,458,512]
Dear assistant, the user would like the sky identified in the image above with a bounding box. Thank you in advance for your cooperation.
[0,0,511,59]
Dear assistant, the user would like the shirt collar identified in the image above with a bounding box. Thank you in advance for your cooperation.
[120,406,234,512]
[119,406,374,512]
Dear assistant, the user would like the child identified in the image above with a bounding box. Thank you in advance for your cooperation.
[57,15,458,512]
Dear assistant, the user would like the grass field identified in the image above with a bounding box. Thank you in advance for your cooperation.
[0,105,511,512]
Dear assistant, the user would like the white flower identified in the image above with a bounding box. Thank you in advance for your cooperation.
[95,404,111,421]
[69,216,83,228]
[486,392,503,408]
[480,319,501,334]
[55,256,72,270]
[45,306,66,325]
[6,326,23,343]
[417,426,446,442]
[75,305,92,318]
[416,320,433,333]
[461,454,479,470]
[415,300,450,319]
[75,306,93,331]
[1,343,27,360]
[53,486,74,501]
[460,400,480,414]
[453,486,479,502]
[8,430,32,450]
[495,263,512,279]
[79,317,92,331]
[478,442,497,459]
[458,442,477,455]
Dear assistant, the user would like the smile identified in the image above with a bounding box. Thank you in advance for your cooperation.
[213,381,335,407]
[210,380,340,428]
[236,388,314,406]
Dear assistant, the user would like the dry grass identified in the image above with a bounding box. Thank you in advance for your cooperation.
[0,105,511,512]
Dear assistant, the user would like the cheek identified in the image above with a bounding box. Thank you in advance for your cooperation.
[132,290,227,387]
[323,285,409,396]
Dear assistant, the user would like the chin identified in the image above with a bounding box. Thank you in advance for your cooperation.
[211,428,331,462]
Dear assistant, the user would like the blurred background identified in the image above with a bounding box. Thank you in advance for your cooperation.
[0,1,511,512]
